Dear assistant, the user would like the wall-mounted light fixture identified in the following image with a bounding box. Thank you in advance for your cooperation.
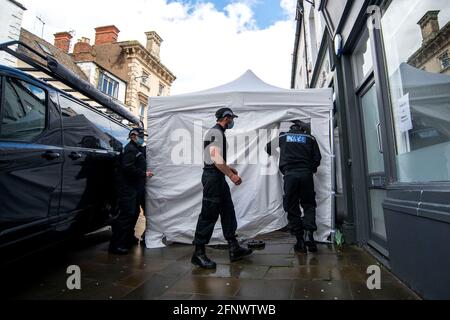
[334,34,343,58]
[134,76,149,81]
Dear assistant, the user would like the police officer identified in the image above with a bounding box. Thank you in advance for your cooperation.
[266,120,322,253]
[191,108,253,269]
[109,128,153,255]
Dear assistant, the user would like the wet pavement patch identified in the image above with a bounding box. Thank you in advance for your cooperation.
[2,226,420,300]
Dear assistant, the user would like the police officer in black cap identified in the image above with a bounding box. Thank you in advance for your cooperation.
[109,128,153,255]
[191,108,253,269]
[266,120,322,253]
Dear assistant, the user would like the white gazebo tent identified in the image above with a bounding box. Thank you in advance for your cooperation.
[145,70,334,248]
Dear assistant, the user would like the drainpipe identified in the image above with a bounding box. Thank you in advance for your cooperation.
[302,2,311,88]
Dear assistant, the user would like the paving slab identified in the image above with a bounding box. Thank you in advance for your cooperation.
[3,224,420,300]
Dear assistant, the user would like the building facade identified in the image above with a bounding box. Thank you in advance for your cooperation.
[407,11,450,75]
[0,0,26,66]
[64,25,176,126]
[292,0,450,299]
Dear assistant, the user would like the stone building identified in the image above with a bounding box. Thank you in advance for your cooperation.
[408,11,450,75]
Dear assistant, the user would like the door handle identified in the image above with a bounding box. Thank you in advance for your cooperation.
[376,123,383,154]
[69,152,83,160]
[42,151,61,160]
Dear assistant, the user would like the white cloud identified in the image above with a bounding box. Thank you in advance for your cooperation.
[20,0,297,94]
[224,2,257,31]
[280,0,297,19]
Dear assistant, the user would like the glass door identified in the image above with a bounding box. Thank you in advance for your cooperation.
[359,82,388,254]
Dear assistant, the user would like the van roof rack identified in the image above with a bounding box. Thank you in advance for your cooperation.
[0,41,142,127]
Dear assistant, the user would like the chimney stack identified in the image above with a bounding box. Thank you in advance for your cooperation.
[145,31,163,59]
[73,37,94,61]
[54,32,73,53]
[95,25,120,45]
[418,10,441,43]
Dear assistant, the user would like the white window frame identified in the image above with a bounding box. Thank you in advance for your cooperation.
[98,71,119,99]
[158,83,165,96]
[438,51,449,71]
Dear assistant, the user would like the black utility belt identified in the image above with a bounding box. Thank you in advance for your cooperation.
[283,167,312,175]
[203,168,225,176]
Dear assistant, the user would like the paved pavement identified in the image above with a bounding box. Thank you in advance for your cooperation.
[3,216,419,300]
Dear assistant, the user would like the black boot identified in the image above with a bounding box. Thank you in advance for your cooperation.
[294,232,307,254]
[127,236,140,247]
[108,245,129,255]
[228,239,253,262]
[191,245,217,269]
[304,231,318,253]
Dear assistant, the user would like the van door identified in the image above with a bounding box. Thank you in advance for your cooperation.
[58,95,117,231]
[0,76,63,247]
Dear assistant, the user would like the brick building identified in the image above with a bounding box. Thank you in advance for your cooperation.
[64,25,177,126]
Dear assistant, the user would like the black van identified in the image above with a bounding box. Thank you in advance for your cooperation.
[0,64,133,262]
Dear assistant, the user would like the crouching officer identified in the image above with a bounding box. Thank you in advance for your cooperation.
[109,128,153,255]
[266,120,322,253]
[192,108,253,269]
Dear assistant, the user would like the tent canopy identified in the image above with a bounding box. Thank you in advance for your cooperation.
[145,70,334,248]
[182,70,290,94]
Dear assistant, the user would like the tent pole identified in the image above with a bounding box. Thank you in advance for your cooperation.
[330,108,336,241]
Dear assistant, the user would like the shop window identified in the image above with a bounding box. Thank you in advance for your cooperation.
[0,77,46,142]
[370,189,387,239]
[352,29,373,87]
[381,1,450,182]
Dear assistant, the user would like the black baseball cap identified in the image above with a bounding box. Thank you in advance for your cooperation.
[292,120,309,127]
[216,108,238,120]
[129,128,146,138]
[291,120,311,132]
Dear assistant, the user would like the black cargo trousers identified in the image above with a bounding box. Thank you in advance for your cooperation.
[110,183,145,248]
[193,170,238,245]
[283,169,318,236]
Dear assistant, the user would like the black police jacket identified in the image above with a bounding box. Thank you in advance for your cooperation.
[266,129,322,175]
[203,124,227,175]
[120,141,147,188]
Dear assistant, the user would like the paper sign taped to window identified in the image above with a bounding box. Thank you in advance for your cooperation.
[397,93,413,133]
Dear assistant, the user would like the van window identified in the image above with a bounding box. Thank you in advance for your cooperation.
[109,121,129,151]
[59,95,113,151]
[0,77,46,142]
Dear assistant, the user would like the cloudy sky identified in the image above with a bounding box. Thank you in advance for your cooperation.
[20,0,298,94]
